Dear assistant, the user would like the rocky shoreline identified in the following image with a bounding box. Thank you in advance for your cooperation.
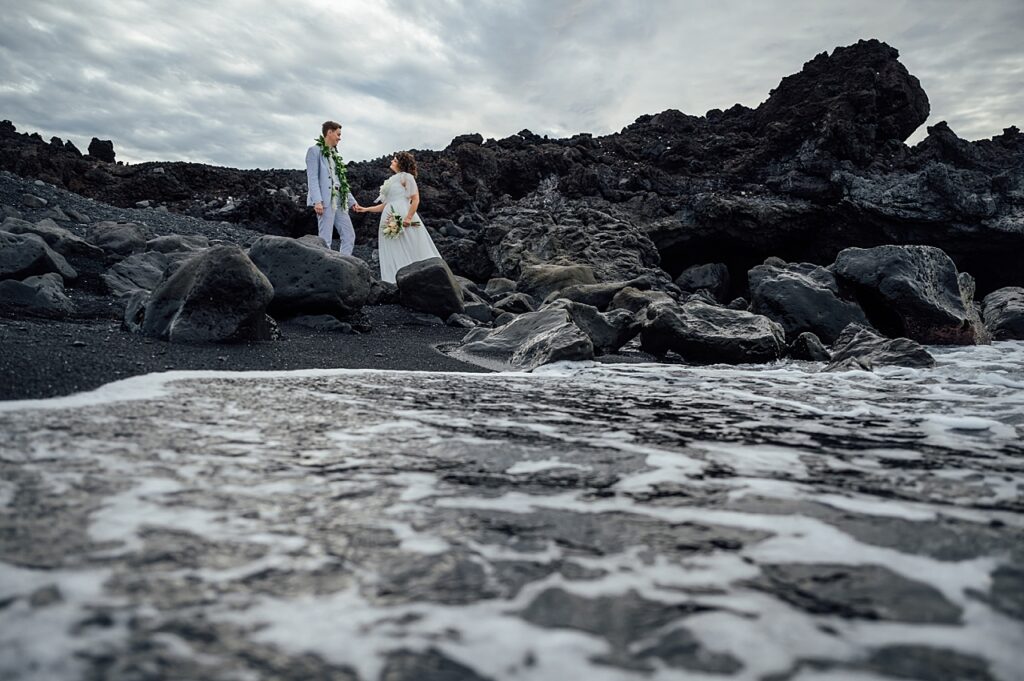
[2,37,1023,397]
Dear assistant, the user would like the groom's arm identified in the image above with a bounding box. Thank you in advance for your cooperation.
[347,189,358,210]
[305,147,323,206]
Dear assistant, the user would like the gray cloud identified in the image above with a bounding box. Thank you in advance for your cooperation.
[1,0,1020,169]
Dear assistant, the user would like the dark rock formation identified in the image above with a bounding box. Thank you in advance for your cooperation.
[1,39,1020,295]
[135,245,274,342]
[102,251,176,297]
[790,331,831,361]
[826,323,935,371]
[87,137,116,163]
[87,221,147,259]
[640,300,787,364]
[674,263,730,302]
[2,217,104,261]
[544,299,641,355]
[982,287,1024,340]
[749,260,869,343]
[0,272,73,317]
[247,235,374,318]
[395,257,465,319]
[0,230,77,282]
[831,245,978,344]
[459,307,594,370]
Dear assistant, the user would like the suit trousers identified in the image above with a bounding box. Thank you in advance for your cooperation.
[317,205,355,255]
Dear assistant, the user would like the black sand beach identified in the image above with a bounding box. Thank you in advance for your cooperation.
[0,305,489,402]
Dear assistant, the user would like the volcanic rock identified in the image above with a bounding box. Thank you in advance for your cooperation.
[826,323,935,371]
[0,230,77,282]
[981,287,1024,340]
[640,300,787,364]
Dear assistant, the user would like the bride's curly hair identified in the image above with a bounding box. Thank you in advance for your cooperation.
[394,151,417,177]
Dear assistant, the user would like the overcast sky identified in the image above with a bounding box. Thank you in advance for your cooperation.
[1,0,1021,169]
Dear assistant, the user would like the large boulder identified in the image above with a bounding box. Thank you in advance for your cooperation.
[542,275,657,311]
[674,263,730,303]
[395,257,465,319]
[102,251,174,297]
[87,137,116,163]
[789,332,831,361]
[1,217,104,260]
[137,245,274,343]
[544,299,640,355]
[516,263,597,302]
[0,273,73,317]
[247,235,374,317]
[748,260,869,343]
[459,307,594,370]
[981,287,1024,341]
[146,234,209,254]
[830,245,978,344]
[826,323,935,371]
[608,287,675,315]
[87,221,147,259]
[0,230,77,282]
[640,300,787,364]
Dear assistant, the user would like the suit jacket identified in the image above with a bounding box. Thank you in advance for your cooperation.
[305,145,356,209]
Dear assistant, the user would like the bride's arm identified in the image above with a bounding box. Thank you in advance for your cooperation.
[404,193,420,224]
[356,203,386,213]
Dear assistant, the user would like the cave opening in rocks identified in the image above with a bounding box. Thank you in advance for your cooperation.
[843,284,906,337]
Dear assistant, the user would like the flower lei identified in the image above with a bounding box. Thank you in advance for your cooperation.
[315,135,350,209]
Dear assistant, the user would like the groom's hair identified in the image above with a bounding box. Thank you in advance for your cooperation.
[322,121,342,135]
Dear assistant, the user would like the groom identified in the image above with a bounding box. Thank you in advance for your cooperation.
[306,120,361,254]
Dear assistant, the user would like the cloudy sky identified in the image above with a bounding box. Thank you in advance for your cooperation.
[1,0,1021,169]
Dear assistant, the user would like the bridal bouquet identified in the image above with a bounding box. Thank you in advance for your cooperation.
[383,206,420,239]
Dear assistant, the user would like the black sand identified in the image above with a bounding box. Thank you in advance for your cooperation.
[0,305,490,401]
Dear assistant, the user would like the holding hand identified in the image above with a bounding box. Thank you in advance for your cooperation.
[314,201,324,216]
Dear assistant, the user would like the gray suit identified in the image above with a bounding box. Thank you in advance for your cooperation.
[305,145,356,254]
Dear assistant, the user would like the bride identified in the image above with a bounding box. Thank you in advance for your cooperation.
[355,151,442,284]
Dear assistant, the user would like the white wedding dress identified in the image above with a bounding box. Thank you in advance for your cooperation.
[376,171,441,283]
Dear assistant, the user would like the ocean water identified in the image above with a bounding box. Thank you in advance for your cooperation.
[0,342,1022,680]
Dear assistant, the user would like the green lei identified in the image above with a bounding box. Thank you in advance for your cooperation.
[315,135,350,208]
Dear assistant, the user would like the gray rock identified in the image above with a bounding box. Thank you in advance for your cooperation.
[395,257,465,319]
[492,292,537,315]
[0,273,73,317]
[789,331,831,361]
[87,221,147,258]
[146,234,209,254]
[1,205,23,220]
[726,296,749,310]
[826,323,935,371]
[135,200,152,208]
[863,646,997,681]
[446,313,479,328]
[608,286,675,315]
[516,263,596,302]
[460,307,593,370]
[982,287,1024,340]
[544,299,640,355]
[463,301,493,323]
[493,311,517,327]
[64,208,90,224]
[2,217,104,260]
[248,235,375,317]
[831,245,978,344]
[542,275,656,311]
[21,194,47,209]
[674,263,730,302]
[749,260,869,343]
[102,251,172,297]
[640,300,787,364]
[296,234,328,249]
[484,277,516,298]
[380,648,490,681]
[0,231,78,282]
[138,245,274,343]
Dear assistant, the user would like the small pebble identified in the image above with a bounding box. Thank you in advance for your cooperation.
[71,340,87,347]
